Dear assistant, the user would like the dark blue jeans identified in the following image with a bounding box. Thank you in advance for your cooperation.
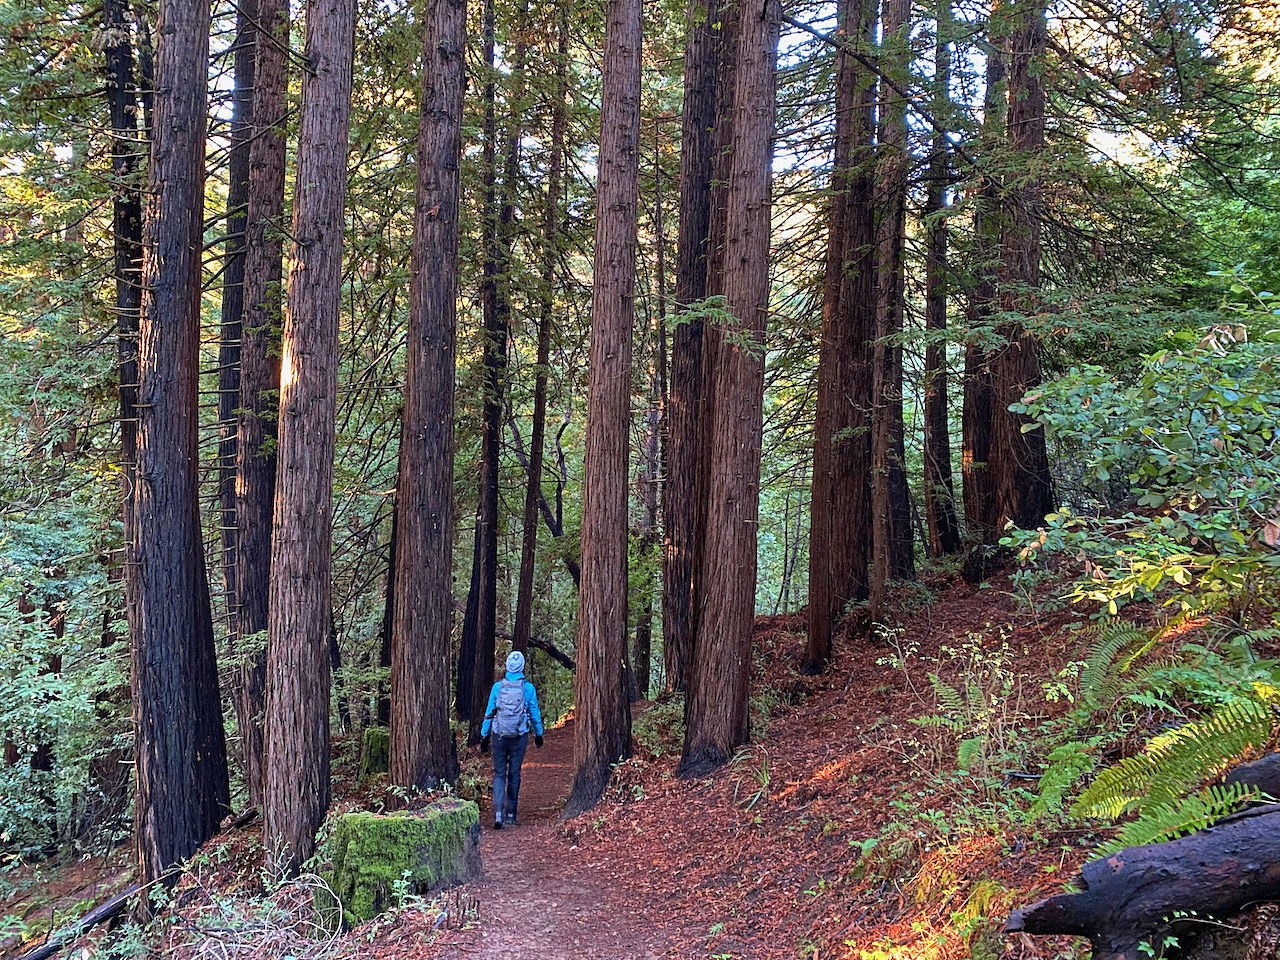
[492,732,528,823]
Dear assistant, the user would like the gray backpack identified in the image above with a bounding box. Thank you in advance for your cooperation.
[491,678,528,737]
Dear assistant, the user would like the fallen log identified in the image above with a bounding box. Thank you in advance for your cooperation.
[1224,752,1280,798]
[1007,803,1280,960]
[15,807,260,960]
[17,882,144,960]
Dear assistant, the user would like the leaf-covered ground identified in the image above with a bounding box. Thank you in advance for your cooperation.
[10,568,1267,960]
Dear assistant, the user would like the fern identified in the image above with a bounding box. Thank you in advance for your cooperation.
[1031,739,1099,818]
[1073,698,1274,820]
[956,737,985,772]
[909,714,963,731]
[928,673,967,718]
[1079,619,1149,711]
[1234,627,1280,647]
[1095,782,1260,856]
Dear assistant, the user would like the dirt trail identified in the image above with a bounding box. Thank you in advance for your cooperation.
[432,722,687,960]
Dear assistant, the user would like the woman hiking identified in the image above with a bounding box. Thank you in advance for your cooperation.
[480,650,545,829]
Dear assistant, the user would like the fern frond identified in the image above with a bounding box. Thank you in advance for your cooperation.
[1234,627,1280,647]
[1072,698,1274,820]
[1095,782,1260,856]
[908,714,963,731]
[956,737,985,772]
[1080,620,1148,711]
[1031,739,1099,818]
[928,674,966,717]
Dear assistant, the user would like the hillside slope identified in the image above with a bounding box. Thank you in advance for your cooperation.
[15,568,1280,960]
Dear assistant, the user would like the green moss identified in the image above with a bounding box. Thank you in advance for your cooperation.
[359,727,390,778]
[319,798,480,928]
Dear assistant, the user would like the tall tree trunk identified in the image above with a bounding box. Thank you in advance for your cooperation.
[455,520,481,721]
[130,0,230,885]
[563,0,641,818]
[869,0,912,621]
[514,4,569,657]
[921,0,962,558]
[662,0,720,697]
[991,0,1054,531]
[460,0,507,741]
[679,0,780,779]
[106,0,141,501]
[234,0,288,805]
[804,0,876,673]
[104,0,142,848]
[961,25,1006,547]
[389,0,465,792]
[376,507,396,726]
[264,0,354,875]
[632,137,666,703]
[217,0,256,651]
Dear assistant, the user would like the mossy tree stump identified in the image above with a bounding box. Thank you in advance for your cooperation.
[321,797,480,927]
[359,726,390,778]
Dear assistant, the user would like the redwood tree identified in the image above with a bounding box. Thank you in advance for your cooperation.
[264,0,355,875]
[961,30,1006,548]
[663,0,720,696]
[804,0,876,673]
[869,0,912,620]
[129,0,229,883]
[564,0,641,817]
[215,0,256,656]
[921,0,962,558]
[990,0,1054,531]
[680,0,781,778]
[389,0,465,792]
[233,0,288,805]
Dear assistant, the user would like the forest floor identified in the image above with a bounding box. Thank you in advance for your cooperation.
[10,565,1261,960]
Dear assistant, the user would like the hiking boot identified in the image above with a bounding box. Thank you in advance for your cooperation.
[506,815,519,827]
[493,819,502,830]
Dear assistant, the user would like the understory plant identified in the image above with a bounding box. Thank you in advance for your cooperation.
[1033,619,1280,853]
[1007,281,1280,629]
[1004,289,1280,854]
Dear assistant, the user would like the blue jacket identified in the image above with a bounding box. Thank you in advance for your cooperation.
[480,671,545,738]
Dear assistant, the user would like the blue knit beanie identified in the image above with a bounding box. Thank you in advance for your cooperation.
[506,650,525,674]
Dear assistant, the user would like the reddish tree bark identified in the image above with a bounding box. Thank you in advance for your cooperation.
[389,0,466,792]
[215,0,256,656]
[869,0,912,621]
[105,0,141,488]
[921,1,963,559]
[805,0,876,673]
[564,0,641,817]
[264,0,355,875]
[961,31,1006,548]
[130,0,230,884]
[990,0,1054,531]
[663,0,721,697]
[232,0,287,805]
[680,0,781,778]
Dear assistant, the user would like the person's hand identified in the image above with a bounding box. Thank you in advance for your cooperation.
[480,736,490,754]
[535,735,544,749]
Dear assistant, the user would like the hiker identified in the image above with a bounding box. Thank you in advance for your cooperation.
[480,650,544,829]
